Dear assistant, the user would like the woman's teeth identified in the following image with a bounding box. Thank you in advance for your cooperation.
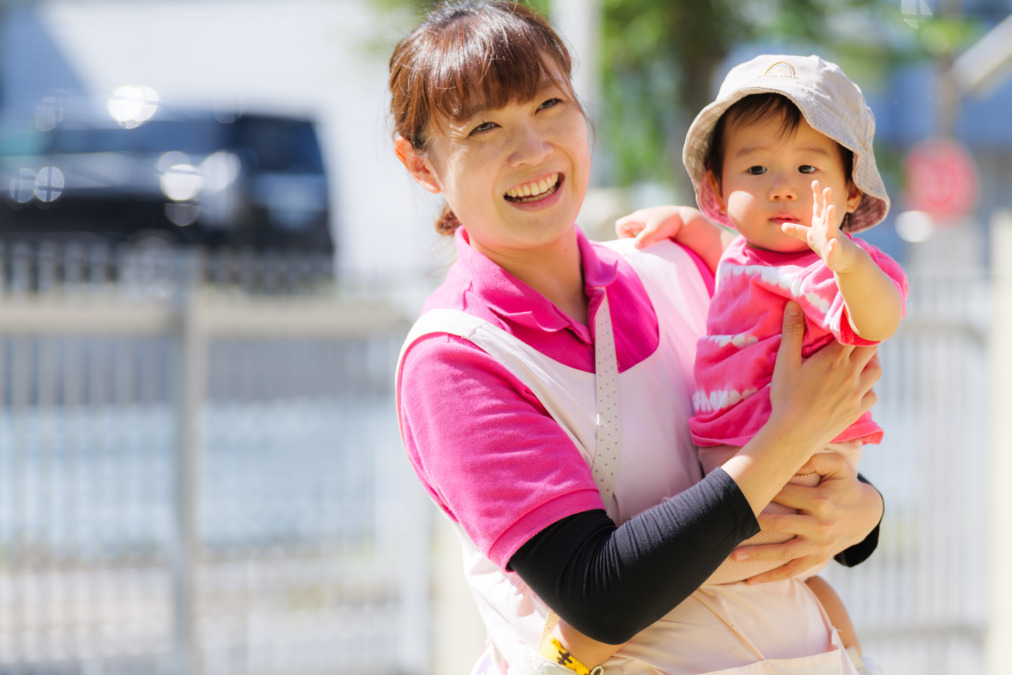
[506,174,560,202]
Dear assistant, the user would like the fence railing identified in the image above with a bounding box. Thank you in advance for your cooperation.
[822,268,992,675]
[1,230,1006,675]
[0,244,430,675]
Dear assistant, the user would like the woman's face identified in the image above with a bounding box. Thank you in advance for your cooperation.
[399,76,591,261]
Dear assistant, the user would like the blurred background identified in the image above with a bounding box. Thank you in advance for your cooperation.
[0,0,1009,674]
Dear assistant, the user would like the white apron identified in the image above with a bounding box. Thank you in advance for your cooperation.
[397,240,856,674]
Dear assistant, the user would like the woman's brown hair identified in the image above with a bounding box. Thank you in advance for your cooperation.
[389,1,578,234]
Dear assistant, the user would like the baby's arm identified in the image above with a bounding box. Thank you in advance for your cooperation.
[782,181,903,341]
[616,205,733,273]
[547,619,625,671]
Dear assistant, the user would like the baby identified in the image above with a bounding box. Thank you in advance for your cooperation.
[540,54,905,675]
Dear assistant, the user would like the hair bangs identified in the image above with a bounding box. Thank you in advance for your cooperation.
[391,2,574,149]
[707,94,802,184]
[726,94,802,141]
[428,12,570,124]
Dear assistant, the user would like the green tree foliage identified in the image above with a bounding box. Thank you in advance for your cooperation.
[596,0,747,186]
[379,0,982,189]
[594,0,973,186]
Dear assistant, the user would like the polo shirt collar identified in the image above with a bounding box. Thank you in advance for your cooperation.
[452,227,619,337]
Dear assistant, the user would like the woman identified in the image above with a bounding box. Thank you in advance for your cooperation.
[391,2,883,673]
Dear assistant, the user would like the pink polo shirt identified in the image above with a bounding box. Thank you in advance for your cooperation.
[397,227,712,570]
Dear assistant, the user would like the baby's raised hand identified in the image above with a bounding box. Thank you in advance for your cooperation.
[781,180,858,273]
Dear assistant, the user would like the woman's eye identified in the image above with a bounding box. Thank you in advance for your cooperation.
[538,97,563,111]
[799,165,816,174]
[747,166,767,175]
[468,121,497,136]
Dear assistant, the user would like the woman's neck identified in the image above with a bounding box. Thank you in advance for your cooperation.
[471,229,589,326]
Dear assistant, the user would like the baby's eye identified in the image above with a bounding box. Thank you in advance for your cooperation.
[468,121,498,136]
[747,166,767,175]
[799,165,816,174]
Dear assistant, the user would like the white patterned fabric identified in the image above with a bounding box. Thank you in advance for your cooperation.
[592,293,621,509]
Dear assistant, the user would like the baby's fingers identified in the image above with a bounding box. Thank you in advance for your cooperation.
[633,224,675,248]
[615,215,646,239]
[780,222,811,241]
[811,180,826,210]
[616,218,670,249]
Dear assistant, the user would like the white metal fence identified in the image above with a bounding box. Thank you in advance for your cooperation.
[0,232,1003,675]
[822,267,992,674]
[0,242,430,675]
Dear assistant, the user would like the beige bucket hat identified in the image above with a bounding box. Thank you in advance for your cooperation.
[682,54,889,233]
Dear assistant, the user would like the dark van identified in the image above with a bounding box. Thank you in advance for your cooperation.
[0,103,334,259]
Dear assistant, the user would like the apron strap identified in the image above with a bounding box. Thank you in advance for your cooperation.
[540,292,623,648]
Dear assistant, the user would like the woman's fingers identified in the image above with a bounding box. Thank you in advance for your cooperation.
[772,301,805,374]
[745,555,828,585]
[736,451,885,584]
[730,532,830,584]
[769,303,881,447]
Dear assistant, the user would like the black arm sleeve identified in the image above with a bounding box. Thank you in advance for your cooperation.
[833,473,883,567]
[509,470,886,644]
[508,468,759,644]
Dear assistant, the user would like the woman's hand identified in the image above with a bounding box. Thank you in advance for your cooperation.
[731,451,885,583]
[767,303,881,453]
[724,302,880,516]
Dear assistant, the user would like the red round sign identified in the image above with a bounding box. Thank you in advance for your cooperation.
[903,137,979,223]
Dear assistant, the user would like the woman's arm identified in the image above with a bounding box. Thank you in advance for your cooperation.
[510,468,758,644]
[510,465,885,645]
[835,475,883,567]
[510,302,882,643]
[720,302,880,515]
[729,454,885,583]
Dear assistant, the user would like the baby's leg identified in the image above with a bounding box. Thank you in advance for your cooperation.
[805,575,862,654]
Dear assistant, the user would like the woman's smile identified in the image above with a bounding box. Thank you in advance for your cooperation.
[505,172,562,203]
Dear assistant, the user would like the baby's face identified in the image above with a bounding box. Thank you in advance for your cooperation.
[710,114,861,253]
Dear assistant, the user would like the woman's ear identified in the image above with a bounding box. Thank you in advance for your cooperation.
[395,136,442,194]
[706,171,727,213]
[846,183,863,213]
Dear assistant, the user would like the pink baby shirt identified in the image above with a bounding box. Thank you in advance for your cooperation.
[689,235,908,449]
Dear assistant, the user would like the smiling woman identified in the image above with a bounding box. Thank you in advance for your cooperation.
[388,1,588,244]
[389,4,887,675]
[395,82,590,267]
[392,29,592,318]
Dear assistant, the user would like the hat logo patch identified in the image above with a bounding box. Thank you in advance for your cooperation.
[763,62,797,79]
